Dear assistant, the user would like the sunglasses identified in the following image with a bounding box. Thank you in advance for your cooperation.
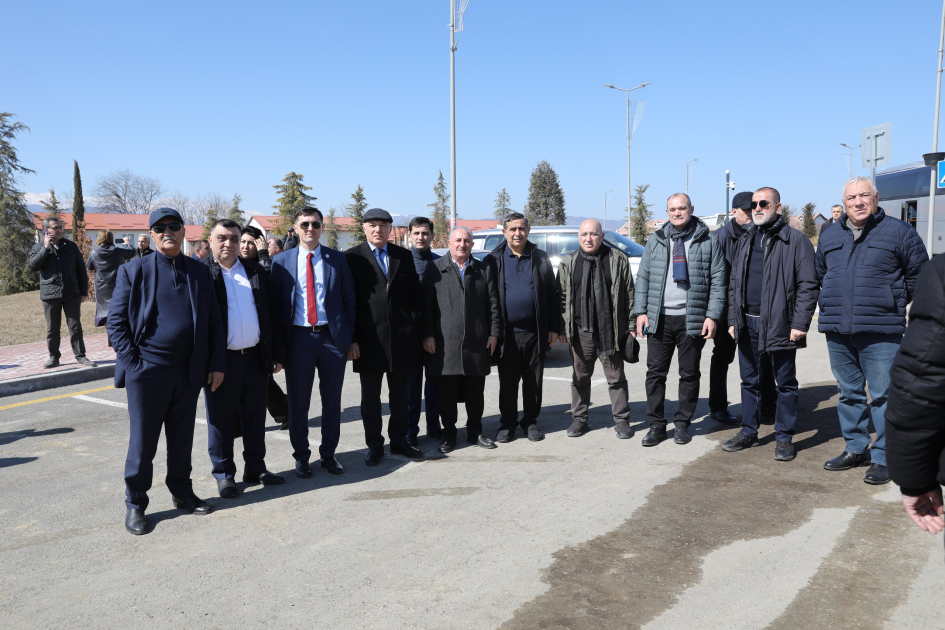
[151,222,183,233]
[298,221,322,231]
[750,200,776,210]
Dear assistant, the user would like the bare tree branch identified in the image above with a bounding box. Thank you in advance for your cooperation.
[93,169,164,214]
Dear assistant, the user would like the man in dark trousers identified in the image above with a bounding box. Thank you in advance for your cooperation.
[109,208,226,535]
[406,217,442,446]
[887,253,945,537]
[28,215,95,369]
[709,192,777,425]
[723,187,819,462]
[422,227,503,454]
[270,206,355,478]
[204,219,284,498]
[345,208,425,465]
[485,212,561,443]
[134,234,154,258]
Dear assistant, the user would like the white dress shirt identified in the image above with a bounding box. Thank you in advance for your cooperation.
[293,244,328,326]
[221,259,261,350]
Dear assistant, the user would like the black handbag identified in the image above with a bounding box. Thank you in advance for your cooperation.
[619,331,640,364]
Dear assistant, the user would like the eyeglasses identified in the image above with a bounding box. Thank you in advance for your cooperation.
[298,221,322,231]
[844,192,875,202]
[750,200,776,210]
[151,222,183,233]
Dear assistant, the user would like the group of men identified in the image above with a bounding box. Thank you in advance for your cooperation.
[111,174,928,537]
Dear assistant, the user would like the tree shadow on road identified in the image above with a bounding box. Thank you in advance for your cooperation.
[0,426,74,446]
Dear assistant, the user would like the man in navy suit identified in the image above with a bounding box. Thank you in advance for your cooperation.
[270,206,356,478]
[109,208,226,536]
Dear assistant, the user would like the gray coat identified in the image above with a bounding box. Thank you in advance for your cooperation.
[421,255,503,377]
[633,217,727,337]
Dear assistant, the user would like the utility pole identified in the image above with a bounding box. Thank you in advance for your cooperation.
[686,158,698,196]
[449,0,470,230]
[926,0,945,256]
[604,190,612,228]
[725,170,734,224]
[605,82,650,236]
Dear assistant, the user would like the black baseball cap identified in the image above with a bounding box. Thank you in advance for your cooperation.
[149,207,184,228]
[732,192,753,211]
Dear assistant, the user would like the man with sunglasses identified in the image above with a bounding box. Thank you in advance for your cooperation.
[270,206,356,478]
[723,188,819,462]
[815,176,927,484]
[109,208,226,535]
[345,208,425,465]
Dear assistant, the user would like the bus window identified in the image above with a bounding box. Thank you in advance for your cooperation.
[905,201,918,229]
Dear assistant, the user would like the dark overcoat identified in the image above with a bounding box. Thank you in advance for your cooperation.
[86,245,135,326]
[205,256,276,375]
[422,255,502,376]
[28,238,89,301]
[344,242,423,373]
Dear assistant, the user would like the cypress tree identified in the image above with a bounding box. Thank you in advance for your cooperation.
[325,206,339,250]
[630,184,653,245]
[272,172,316,235]
[524,160,566,226]
[72,160,92,283]
[228,192,244,225]
[493,188,511,223]
[347,185,367,244]
[427,172,450,247]
[0,113,39,295]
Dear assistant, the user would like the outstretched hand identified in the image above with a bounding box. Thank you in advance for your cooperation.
[902,489,945,534]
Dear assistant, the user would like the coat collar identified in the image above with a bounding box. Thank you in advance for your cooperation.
[655,216,709,243]
[839,207,886,232]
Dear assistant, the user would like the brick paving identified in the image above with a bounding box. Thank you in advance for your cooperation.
[0,335,115,382]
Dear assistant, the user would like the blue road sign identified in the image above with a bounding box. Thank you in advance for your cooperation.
[939,161,945,189]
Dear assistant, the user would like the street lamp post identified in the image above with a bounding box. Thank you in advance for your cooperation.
[686,158,698,196]
[724,170,734,224]
[604,190,612,229]
[926,0,945,256]
[605,81,651,236]
[449,0,470,230]
[840,143,860,178]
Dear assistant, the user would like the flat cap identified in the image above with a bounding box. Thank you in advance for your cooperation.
[731,192,753,211]
[149,207,184,228]
[363,207,393,223]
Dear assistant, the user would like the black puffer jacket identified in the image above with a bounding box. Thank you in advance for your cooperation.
[86,245,135,325]
[28,238,88,301]
[887,254,945,496]
[727,217,819,351]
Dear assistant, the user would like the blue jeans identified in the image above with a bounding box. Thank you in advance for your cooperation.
[825,332,901,466]
[737,316,798,442]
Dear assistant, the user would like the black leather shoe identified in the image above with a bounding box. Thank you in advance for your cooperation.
[722,432,757,452]
[125,509,148,535]
[526,425,544,442]
[273,415,288,427]
[217,478,238,498]
[280,420,289,431]
[295,460,313,479]
[641,427,666,447]
[172,493,211,515]
[244,470,285,485]
[495,427,515,443]
[710,410,740,426]
[615,420,633,439]
[774,441,796,461]
[674,425,691,445]
[390,443,424,459]
[567,419,589,437]
[864,463,891,485]
[439,438,456,454]
[319,457,344,475]
[43,356,59,369]
[76,356,97,367]
[477,434,498,449]
[365,447,385,466]
[405,434,419,447]
[824,451,871,471]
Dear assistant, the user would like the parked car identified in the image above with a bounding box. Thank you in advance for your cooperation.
[470,225,645,279]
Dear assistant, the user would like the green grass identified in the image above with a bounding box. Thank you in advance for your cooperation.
[0,291,106,346]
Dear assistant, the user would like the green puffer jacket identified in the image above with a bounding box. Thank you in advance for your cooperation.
[633,217,726,337]
[557,245,635,343]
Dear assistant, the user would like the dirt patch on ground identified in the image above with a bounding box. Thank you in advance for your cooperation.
[0,291,104,346]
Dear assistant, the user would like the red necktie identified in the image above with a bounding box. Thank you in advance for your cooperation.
[306,252,318,326]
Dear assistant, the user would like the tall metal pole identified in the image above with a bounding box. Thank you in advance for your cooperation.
[725,170,731,221]
[626,91,631,235]
[927,0,945,256]
[449,0,457,230]
[604,190,612,228]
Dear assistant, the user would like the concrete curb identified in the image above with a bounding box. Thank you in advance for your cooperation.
[0,364,115,398]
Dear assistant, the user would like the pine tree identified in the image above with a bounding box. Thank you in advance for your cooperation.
[801,202,818,240]
[0,113,39,295]
[347,185,368,244]
[202,205,219,239]
[493,188,511,223]
[630,184,654,245]
[524,160,566,226]
[72,160,91,269]
[272,172,316,235]
[228,192,244,225]
[325,206,340,250]
[427,171,450,247]
[40,188,61,220]
[779,203,795,225]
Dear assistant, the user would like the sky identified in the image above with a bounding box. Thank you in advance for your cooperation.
[6,0,945,225]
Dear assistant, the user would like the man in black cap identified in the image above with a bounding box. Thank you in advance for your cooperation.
[710,193,777,426]
[109,208,225,535]
[345,208,425,465]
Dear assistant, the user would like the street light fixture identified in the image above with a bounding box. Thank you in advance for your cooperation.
[724,170,734,224]
[840,143,860,177]
[687,158,698,196]
[605,81,651,236]
[604,190,612,228]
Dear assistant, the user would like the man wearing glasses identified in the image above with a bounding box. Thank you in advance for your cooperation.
[269,206,355,478]
[723,188,819,462]
[29,216,95,368]
[109,208,226,535]
[815,176,927,484]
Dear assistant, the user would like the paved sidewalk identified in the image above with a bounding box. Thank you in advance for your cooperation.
[0,336,116,397]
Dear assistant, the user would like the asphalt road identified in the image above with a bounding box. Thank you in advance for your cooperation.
[0,332,942,629]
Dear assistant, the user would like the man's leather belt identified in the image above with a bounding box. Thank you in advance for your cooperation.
[227,344,259,354]
[295,324,329,332]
